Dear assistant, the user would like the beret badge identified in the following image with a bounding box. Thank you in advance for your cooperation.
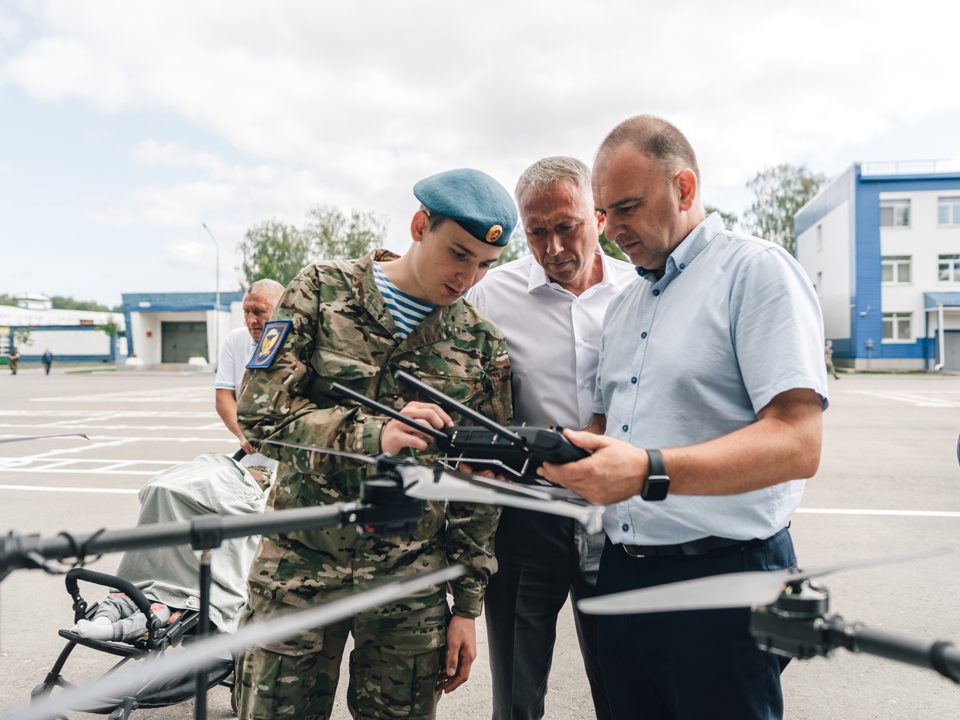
[485,225,503,244]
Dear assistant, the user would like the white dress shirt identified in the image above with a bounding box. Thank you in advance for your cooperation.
[215,327,279,473]
[466,250,637,432]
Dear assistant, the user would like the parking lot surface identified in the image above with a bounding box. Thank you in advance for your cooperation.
[1,368,959,718]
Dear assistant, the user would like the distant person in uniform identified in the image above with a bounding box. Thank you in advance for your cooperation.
[8,346,20,375]
[42,348,53,375]
[825,340,840,379]
[215,279,285,485]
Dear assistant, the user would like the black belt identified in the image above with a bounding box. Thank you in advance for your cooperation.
[619,535,749,558]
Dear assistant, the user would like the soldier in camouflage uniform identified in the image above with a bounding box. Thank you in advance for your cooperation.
[235,168,518,720]
[8,346,20,375]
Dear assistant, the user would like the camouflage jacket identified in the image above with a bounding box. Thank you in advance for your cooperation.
[237,249,512,618]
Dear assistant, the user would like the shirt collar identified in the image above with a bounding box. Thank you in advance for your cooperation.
[527,246,622,293]
[635,212,724,282]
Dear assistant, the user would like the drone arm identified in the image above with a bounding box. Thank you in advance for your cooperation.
[828,618,960,683]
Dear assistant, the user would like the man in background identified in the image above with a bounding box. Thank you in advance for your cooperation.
[467,156,635,720]
[825,340,840,379]
[42,348,53,375]
[215,278,285,483]
[8,346,20,375]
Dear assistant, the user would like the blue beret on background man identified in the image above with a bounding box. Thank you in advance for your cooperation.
[414,168,518,246]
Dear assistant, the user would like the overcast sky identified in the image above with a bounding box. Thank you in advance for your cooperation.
[3,0,960,307]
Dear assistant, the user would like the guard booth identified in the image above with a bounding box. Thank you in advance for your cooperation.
[161,322,209,364]
[925,293,960,371]
[122,292,245,367]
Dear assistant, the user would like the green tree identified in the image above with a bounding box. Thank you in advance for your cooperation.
[13,326,33,347]
[99,315,121,339]
[50,296,114,312]
[704,205,738,231]
[0,293,14,307]
[303,205,388,261]
[742,164,827,255]
[492,227,530,268]
[237,219,313,288]
[598,231,628,262]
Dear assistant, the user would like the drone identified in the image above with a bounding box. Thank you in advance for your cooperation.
[578,547,960,684]
[257,368,608,533]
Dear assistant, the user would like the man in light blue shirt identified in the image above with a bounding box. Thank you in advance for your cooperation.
[542,115,828,720]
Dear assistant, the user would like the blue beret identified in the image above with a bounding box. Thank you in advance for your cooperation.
[413,168,518,247]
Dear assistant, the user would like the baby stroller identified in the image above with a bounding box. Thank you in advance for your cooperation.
[30,452,269,720]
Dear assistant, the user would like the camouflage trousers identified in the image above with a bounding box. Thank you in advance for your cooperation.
[235,591,449,720]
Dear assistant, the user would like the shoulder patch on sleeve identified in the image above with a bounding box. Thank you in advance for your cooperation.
[246,320,292,369]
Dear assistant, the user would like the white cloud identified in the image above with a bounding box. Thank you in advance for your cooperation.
[4,0,960,256]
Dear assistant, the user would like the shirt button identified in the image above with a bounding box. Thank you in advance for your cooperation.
[622,425,629,432]
[631,377,637,384]
[622,524,629,532]
[641,331,647,339]
[652,289,661,296]
[679,263,686,270]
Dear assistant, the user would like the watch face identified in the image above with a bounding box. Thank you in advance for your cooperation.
[642,476,670,502]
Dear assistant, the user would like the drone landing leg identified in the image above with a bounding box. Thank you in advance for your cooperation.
[194,550,212,720]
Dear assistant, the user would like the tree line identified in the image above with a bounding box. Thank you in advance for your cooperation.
[238,165,827,288]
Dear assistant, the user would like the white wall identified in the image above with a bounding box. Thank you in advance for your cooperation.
[205,310,234,366]
[18,329,112,357]
[880,190,960,344]
[797,200,851,339]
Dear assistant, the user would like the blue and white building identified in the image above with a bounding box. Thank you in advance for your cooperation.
[1,294,126,364]
[121,291,245,366]
[795,161,960,370]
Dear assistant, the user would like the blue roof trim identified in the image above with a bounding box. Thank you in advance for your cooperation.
[6,324,104,331]
[129,304,233,313]
[859,173,960,183]
[924,292,960,309]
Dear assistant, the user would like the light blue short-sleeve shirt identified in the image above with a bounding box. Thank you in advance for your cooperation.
[595,213,829,545]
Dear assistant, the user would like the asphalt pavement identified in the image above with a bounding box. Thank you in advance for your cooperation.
[1,368,959,719]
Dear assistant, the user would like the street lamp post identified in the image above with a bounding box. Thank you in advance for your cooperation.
[202,223,220,368]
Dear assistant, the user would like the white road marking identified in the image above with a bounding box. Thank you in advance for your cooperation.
[0,434,235,444]
[847,390,960,408]
[796,508,960,518]
[32,387,212,404]
[0,457,179,475]
[0,422,227,431]
[0,410,219,418]
[0,484,139,494]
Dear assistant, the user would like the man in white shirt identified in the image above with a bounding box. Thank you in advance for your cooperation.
[215,279,285,481]
[466,156,635,720]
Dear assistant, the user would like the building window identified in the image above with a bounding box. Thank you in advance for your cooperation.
[880,199,910,227]
[881,256,910,283]
[882,312,911,341]
[939,197,960,226]
[816,225,823,252]
[939,254,960,282]
[816,271,822,295]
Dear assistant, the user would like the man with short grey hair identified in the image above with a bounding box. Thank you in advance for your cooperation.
[542,115,828,719]
[467,156,635,720]
[215,278,285,480]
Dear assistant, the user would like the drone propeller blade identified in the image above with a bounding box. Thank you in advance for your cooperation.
[0,433,90,444]
[397,466,605,534]
[6,565,464,720]
[579,546,953,616]
[579,570,793,615]
[265,440,377,465]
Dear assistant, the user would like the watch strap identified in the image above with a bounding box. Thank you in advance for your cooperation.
[645,449,666,478]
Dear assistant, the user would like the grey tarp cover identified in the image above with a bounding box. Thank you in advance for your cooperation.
[115,454,267,632]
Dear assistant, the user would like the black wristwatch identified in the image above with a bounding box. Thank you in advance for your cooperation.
[641,449,670,501]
